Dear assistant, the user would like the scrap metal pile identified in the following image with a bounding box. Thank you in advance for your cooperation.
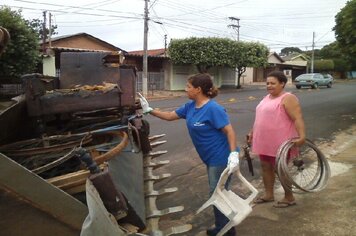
[0,52,191,235]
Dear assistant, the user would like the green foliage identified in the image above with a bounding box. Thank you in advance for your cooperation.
[241,42,269,68]
[333,58,350,72]
[319,42,350,72]
[0,6,40,79]
[168,37,236,72]
[304,50,320,60]
[28,18,58,40]
[314,59,334,72]
[168,37,268,73]
[168,37,268,88]
[280,47,302,56]
[319,42,342,59]
[333,0,356,69]
[231,41,269,88]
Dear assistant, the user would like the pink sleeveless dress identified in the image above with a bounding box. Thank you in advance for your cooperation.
[252,92,298,157]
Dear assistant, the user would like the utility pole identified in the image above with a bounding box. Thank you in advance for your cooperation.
[228,17,240,41]
[142,0,149,97]
[311,31,315,73]
[48,12,52,49]
[164,34,167,54]
[42,11,47,53]
[228,16,241,88]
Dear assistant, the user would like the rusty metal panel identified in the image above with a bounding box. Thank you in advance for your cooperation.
[0,95,37,145]
[60,52,120,89]
[23,74,47,116]
[119,66,136,107]
[23,53,137,116]
[36,89,121,115]
[23,73,123,116]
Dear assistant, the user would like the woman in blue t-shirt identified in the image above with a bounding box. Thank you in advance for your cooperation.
[138,73,239,236]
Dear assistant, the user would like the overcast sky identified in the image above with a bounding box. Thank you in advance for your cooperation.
[2,0,348,53]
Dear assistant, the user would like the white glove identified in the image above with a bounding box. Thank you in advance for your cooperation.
[227,151,239,174]
[137,92,153,114]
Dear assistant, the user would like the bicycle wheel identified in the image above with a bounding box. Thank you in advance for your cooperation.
[276,139,330,193]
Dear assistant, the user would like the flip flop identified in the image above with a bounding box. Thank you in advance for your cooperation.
[273,201,297,208]
[253,197,274,204]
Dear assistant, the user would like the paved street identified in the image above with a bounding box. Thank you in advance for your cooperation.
[0,81,354,235]
[148,82,356,235]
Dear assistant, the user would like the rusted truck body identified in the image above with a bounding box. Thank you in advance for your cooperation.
[0,52,190,236]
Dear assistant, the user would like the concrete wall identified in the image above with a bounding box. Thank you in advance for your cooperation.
[42,56,56,76]
[168,65,229,90]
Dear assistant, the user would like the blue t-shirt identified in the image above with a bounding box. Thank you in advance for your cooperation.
[175,100,230,166]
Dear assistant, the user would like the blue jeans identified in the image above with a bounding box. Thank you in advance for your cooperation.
[207,165,234,233]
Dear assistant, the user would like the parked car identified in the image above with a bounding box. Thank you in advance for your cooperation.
[294,73,333,89]
[323,73,334,81]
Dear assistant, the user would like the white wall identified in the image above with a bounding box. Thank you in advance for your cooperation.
[42,56,56,76]
[241,68,254,84]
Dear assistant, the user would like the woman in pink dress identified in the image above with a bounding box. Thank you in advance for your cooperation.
[248,71,306,208]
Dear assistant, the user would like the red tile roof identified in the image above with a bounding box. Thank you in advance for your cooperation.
[127,48,167,57]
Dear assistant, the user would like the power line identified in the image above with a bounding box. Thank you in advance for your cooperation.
[56,0,120,14]
[13,0,142,17]
[6,0,340,51]
[7,5,142,19]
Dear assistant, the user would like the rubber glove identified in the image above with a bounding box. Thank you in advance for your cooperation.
[227,151,239,174]
[137,92,153,114]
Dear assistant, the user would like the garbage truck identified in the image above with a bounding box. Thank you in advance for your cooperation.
[0,51,191,236]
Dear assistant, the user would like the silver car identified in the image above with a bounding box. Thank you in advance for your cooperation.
[294,73,333,89]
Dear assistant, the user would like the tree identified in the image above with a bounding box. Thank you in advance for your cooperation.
[319,42,342,59]
[280,47,302,56]
[304,49,320,60]
[319,41,350,73]
[168,37,268,88]
[168,37,237,73]
[333,0,356,69]
[333,58,350,73]
[28,18,58,41]
[313,59,334,72]
[0,6,40,79]
[230,42,269,88]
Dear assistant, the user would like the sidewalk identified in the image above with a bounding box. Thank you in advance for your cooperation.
[145,79,356,101]
[232,127,356,236]
[144,84,266,101]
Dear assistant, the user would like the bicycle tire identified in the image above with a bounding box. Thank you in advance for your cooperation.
[276,139,330,193]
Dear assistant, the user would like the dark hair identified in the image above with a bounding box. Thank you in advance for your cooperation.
[187,73,218,98]
[267,71,287,85]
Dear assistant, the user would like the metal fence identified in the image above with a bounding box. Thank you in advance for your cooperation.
[136,72,165,93]
[0,84,23,98]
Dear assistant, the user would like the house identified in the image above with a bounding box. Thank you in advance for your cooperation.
[281,53,309,79]
[282,53,309,67]
[239,52,286,84]
[240,52,308,84]
[40,33,125,77]
[126,49,308,91]
[126,48,239,91]
[125,49,169,90]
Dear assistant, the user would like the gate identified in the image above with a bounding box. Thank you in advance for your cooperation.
[136,72,165,92]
